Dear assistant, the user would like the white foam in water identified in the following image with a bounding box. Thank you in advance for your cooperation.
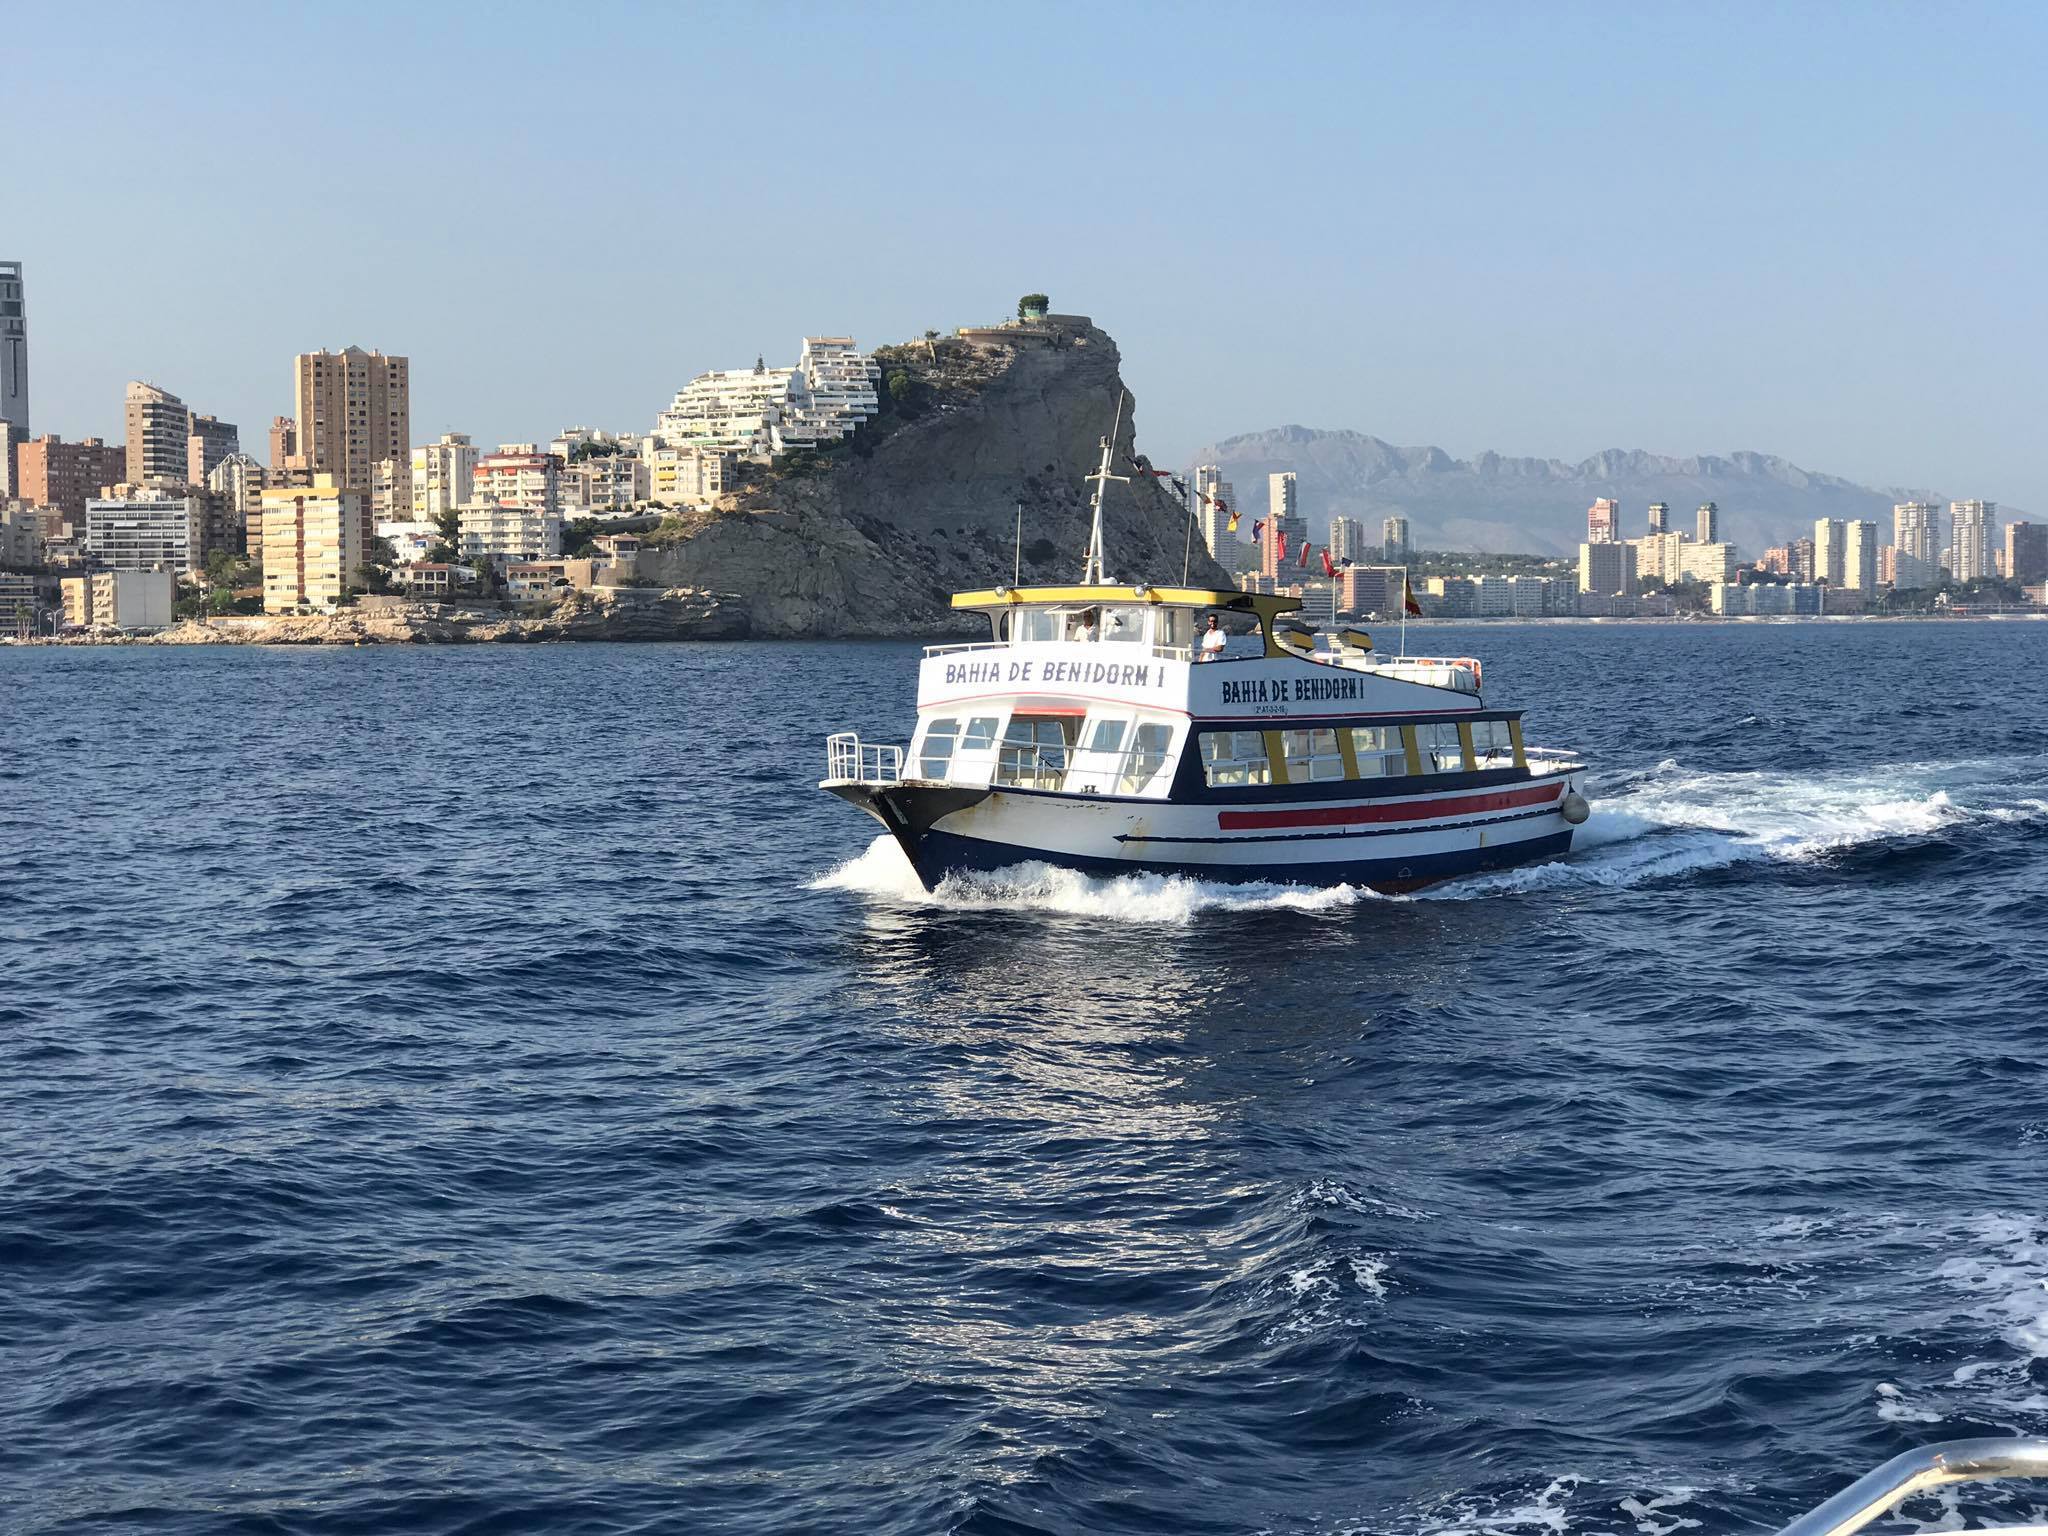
[810,756,2047,913]
[811,835,1382,924]
[1430,755,2046,899]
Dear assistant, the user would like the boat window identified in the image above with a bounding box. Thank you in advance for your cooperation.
[1416,722,1467,773]
[1100,606,1145,643]
[1199,729,1273,787]
[1348,725,1408,778]
[918,717,960,779]
[996,716,1071,789]
[1086,717,1129,757]
[1017,609,1062,644]
[1280,727,1345,782]
[1471,719,1514,766]
[961,716,1001,752]
[1118,722,1175,793]
[1156,610,1193,653]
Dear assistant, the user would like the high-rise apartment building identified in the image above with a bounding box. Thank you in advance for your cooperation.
[86,490,203,571]
[1843,520,1878,592]
[1261,474,1302,580]
[1587,498,1619,544]
[269,415,298,469]
[1381,516,1410,565]
[0,261,26,443]
[260,475,365,611]
[1578,540,1638,596]
[411,432,477,521]
[1791,536,1816,584]
[1694,502,1720,544]
[1631,530,1686,585]
[1190,464,1238,564]
[1950,501,1996,582]
[1893,501,1940,568]
[186,414,240,484]
[293,346,411,497]
[1677,543,1738,586]
[1327,516,1362,564]
[125,381,192,485]
[2005,521,2047,586]
[17,435,127,528]
[1814,519,1846,586]
[1645,502,1669,535]
[1268,472,1298,523]
[207,452,266,565]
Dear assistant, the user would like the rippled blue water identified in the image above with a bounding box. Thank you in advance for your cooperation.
[4,621,2047,1535]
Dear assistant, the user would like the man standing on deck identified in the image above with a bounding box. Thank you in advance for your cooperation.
[1199,614,1228,661]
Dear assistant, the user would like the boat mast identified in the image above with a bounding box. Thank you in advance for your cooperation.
[1079,392,1129,584]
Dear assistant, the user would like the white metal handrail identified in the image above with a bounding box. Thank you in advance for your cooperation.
[824,731,902,785]
[1775,1439,2048,1536]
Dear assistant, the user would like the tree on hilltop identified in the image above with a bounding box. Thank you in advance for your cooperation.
[1017,293,1050,321]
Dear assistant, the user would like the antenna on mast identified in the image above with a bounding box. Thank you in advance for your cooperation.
[1080,391,1129,584]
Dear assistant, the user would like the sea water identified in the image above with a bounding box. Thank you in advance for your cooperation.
[2,621,2045,1534]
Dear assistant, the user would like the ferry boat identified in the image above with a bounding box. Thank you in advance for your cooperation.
[820,436,1591,894]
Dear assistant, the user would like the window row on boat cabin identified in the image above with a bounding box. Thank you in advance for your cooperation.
[911,709,1525,795]
[996,605,1197,657]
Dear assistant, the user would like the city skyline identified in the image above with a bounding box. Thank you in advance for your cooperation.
[11,3,2047,513]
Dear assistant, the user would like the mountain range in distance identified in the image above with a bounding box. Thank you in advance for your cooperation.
[1190,424,1992,557]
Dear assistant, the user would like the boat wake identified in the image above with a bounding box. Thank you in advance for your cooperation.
[1457,753,2048,896]
[810,755,2047,919]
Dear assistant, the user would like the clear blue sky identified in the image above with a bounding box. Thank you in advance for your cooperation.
[16,1,2046,508]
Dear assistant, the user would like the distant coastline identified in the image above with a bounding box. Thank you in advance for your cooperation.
[8,607,2043,649]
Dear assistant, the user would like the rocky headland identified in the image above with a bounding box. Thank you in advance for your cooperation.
[634,316,1228,637]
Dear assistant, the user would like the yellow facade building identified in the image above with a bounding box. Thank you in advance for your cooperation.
[260,473,364,612]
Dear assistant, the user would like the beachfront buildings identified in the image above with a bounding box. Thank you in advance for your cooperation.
[1381,516,1410,566]
[125,382,191,485]
[59,569,174,630]
[260,475,364,612]
[85,490,202,571]
[1578,539,1637,596]
[293,347,411,497]
[1587,499,1619,544]
[458,501,562,566]
[653,337,881,462]
[186,414,240,483]
[1327,516,1362,564]
[472,446,562,515]
[0,261,26,452]
[1695,502,1721,544]
[15,435,125,531]
[1950,501,1997,582]
[411,433,477,521]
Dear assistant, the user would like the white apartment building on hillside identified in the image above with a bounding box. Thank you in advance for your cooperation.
[458,502,562,566]
[473,446,562,516]
[653,338,881,461]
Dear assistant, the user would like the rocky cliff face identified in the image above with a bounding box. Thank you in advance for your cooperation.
[131,589,748,645]
[637,320,1228,637]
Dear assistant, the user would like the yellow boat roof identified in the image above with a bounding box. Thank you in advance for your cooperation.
[950,583,1300,617]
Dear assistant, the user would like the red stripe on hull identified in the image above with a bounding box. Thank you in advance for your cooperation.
[1216,781,1562,831]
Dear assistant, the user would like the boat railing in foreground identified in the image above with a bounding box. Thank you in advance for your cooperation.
[1774,1439,2048,1536]
[825,732,902,785]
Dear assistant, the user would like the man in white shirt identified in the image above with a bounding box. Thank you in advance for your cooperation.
[1199,614,1228,662]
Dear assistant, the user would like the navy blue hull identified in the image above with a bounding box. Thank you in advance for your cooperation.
[911,828,1576,893]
